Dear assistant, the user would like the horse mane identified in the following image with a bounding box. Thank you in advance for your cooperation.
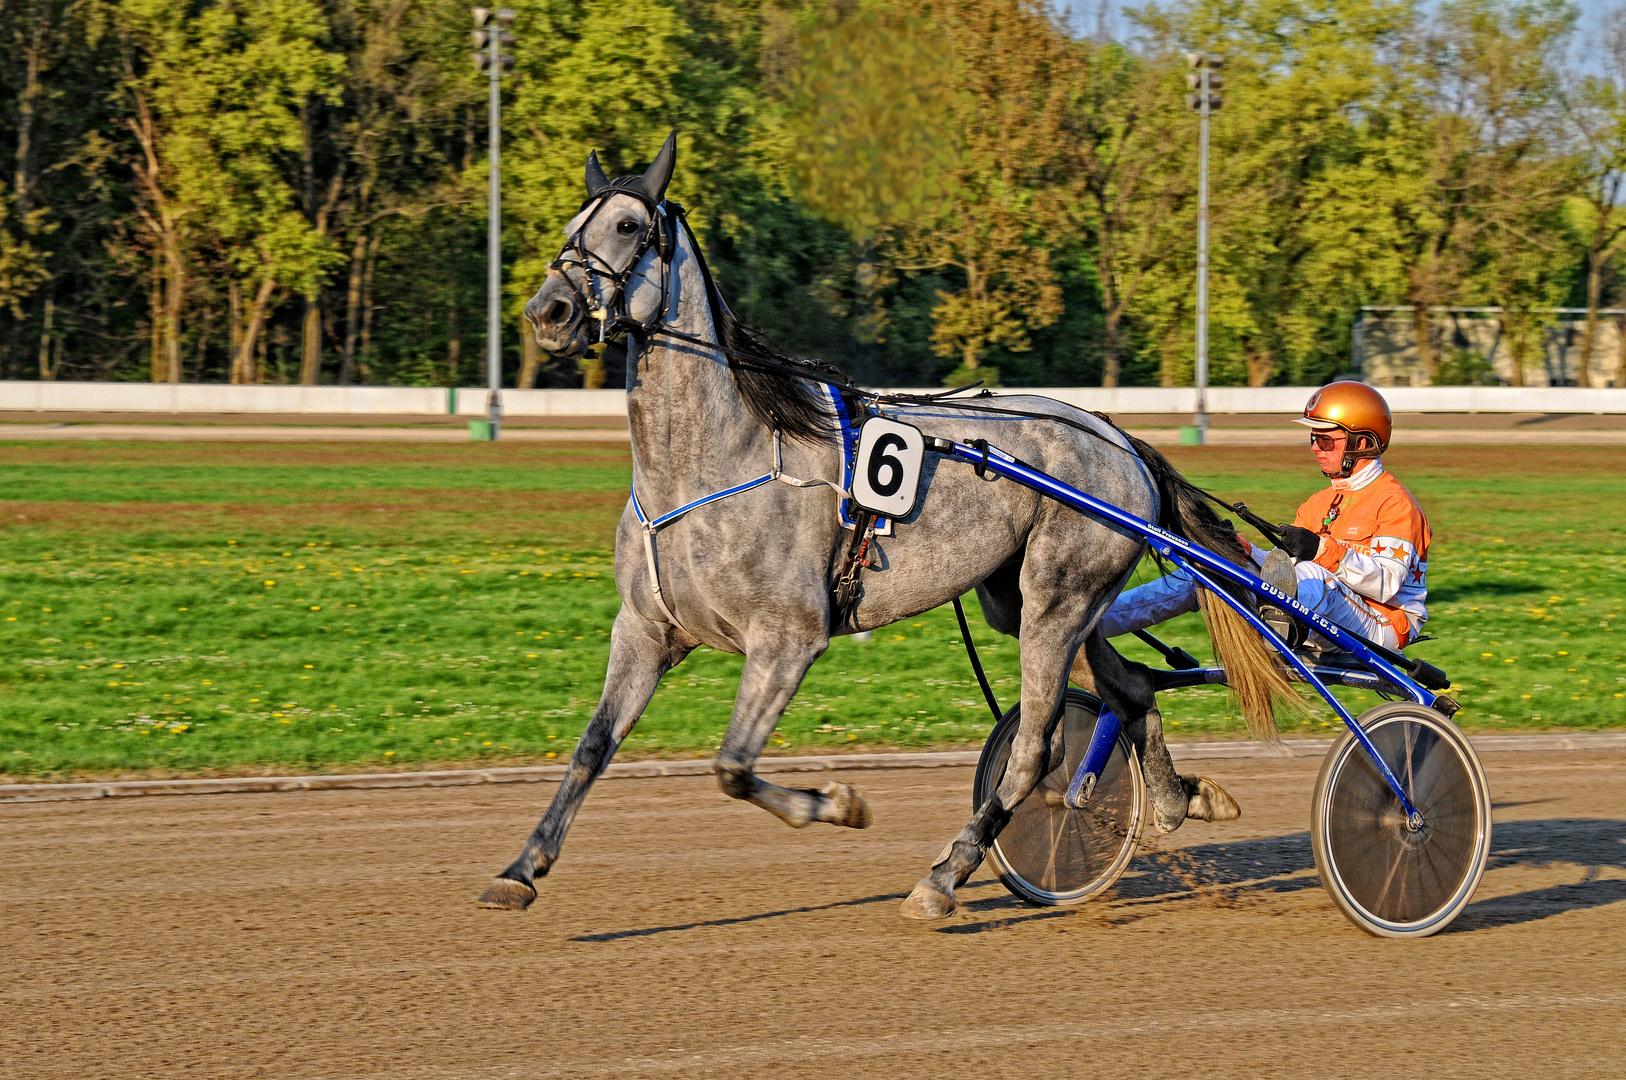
[674,212,844,444]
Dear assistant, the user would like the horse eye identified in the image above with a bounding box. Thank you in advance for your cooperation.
[616,220,639,236]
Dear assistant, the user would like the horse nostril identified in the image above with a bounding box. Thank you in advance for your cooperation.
[542,299,571,327]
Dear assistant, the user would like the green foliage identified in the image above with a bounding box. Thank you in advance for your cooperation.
[120,0,348,373]
[0,0,1618,387]
[789,7,955,241]
[0,192,51,318]
[1434,347,1499,385]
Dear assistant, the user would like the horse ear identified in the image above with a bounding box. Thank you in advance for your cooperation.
[641,132,677,201]
[585,150,610,198]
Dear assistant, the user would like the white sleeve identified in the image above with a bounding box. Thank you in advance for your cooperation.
[1334,536,1414,605]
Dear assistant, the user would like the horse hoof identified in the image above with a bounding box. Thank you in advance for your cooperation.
[1151,802,1186,834]
[475,876,537,910]
[900,879,956,919]
[1184,775,1241,822]
[821,782,872,829]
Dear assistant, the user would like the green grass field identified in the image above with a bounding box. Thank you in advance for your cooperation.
[2,440,1623,780]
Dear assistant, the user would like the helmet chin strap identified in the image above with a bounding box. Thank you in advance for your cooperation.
[1322,432,1381,480]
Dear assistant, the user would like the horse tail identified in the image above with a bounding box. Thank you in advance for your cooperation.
[1125,434,1303,744]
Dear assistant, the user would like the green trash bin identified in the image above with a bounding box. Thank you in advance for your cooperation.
[1178,426,1204,446]
[468,419,493,441]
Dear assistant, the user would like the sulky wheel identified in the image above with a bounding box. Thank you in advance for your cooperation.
[1311,702,1492,938]
[973,690,1146,906]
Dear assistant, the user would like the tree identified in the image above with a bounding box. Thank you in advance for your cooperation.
[1137,0,1412,388]
[1563,3,1626,386]
[888,0,1068,386]
[1052,35,1194,387]
[118,0,345,384]
[1307,0,1577,384]
[789,5,954,346]
[322,0,479,385]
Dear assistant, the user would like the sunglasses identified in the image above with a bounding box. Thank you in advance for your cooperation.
[1309,432,1345,451]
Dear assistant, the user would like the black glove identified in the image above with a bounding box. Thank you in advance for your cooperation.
[1278,524,1321,562]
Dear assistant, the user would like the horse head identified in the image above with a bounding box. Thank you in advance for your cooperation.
[526,132,678,358]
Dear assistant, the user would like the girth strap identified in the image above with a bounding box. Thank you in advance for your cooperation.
[832,510,878,630]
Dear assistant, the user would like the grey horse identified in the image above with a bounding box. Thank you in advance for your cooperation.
[477,135,1289,919]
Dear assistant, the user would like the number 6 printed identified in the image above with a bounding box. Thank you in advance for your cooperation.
[852,417,926,518]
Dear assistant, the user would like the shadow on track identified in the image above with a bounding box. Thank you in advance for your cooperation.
[1447,817,1626,933]
[945,818,1626,935]
[564,819,1626,940]
[570,891,907,942]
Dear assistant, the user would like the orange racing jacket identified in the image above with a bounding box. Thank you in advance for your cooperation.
[1288,459,1431,644]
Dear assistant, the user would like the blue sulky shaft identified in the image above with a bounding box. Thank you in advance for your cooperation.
[934,437,1427,823]
[1064,708,1122,809]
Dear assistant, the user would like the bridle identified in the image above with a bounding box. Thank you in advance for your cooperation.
[548,183,680,350]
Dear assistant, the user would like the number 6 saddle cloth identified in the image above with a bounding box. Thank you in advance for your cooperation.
[822,384,893,536]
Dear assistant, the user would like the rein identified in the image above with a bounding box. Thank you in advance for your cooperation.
[552,188,1281,630]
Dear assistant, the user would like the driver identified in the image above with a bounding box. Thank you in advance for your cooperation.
[1100,381,1431,650]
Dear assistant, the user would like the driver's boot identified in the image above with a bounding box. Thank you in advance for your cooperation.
[1261,547,1298,600]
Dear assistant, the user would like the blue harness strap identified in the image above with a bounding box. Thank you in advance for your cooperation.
[821,384,891,536]
[630,429,845,631]
[634,471,779,533]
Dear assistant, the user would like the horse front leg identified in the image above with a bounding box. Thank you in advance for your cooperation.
[714,637,872,830]
[476,605,691,910]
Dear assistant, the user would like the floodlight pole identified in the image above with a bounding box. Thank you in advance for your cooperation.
[485,16,504,440]
[1185,52,1223,446]
[1194,68,1210,444]
[472,8,514,440]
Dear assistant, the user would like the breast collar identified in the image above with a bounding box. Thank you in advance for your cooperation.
[628,428,849,632]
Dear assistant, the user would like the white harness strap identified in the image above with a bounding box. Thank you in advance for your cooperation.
[630,430,845,632]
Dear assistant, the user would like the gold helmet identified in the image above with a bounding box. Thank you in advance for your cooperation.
[1292,381,1392,453]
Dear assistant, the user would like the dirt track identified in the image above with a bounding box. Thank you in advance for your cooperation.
[4,750,1624,1079]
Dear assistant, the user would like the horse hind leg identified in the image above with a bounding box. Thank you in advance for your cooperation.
[1083,632,1191,834]
[902,625,1078,920]
[716,760,873,830]
[715,641,872,830]
[1082,633,1242,830]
